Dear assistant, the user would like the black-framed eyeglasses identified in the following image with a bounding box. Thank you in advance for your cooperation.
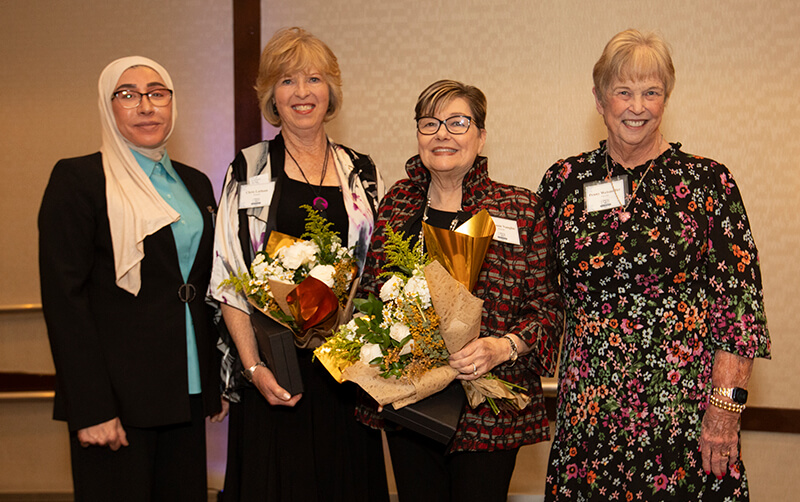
[112,88,173,109]
[416,115,473,135]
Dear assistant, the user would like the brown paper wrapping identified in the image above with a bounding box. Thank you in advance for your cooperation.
[462,377,531,410]
[423,261,483,354]
[342,362,416,405]
[335,260,483,409]
[268,279,296,317]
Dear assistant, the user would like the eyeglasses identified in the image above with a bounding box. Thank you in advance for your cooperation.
[112,88,173,109]
[416,115,473,135]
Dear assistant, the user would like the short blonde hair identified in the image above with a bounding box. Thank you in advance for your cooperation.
[593,29,675,104]
[255,27,343,126]
[415,80,487,130]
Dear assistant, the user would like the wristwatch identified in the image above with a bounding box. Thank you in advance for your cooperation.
[503,335,518,365]
[243,361,267,383]
[713,386,748,405]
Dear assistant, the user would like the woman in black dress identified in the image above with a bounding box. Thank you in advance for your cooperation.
[208,27,389,501]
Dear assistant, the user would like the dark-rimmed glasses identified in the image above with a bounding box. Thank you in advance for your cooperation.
[416,115,473,135]
[112,89,173,109]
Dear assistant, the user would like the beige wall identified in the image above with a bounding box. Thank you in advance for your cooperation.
[262,0,800,411]
[1,0,798,499]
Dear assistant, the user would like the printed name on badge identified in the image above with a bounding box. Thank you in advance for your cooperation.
[584,175,628,213]
[239,181,275,209]
[490,216,521,245]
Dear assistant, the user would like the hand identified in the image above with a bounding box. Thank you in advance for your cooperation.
[699,404,740,478]
[449,337,507,381]
[210,397,230,423]
[252,364,302,407]
[77,417,129,451]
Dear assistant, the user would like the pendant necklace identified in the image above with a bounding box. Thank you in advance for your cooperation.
[285,140,331,213]
[420,196,461,248]
[605,152,655,223]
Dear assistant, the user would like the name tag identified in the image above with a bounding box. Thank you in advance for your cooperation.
[239,181,275,209]
[490,216,521,245]
[584,176,627,213]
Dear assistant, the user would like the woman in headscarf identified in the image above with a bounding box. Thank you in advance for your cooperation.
[39,56,226,501]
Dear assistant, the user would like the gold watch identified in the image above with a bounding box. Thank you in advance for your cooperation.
[503,335,518,365]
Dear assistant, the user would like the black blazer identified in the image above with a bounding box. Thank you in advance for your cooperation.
[38,152,221,431]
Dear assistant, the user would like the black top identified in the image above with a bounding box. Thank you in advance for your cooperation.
[275,174,348,240]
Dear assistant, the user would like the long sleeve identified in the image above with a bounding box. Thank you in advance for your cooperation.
[39,158,117,431]
[498,200,564,377]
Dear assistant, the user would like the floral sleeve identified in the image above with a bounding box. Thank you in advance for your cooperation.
[704,161,771,359]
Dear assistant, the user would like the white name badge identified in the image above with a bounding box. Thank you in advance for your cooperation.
[584,175,628,213]
[239,181,275,209]
[490,216,521,245]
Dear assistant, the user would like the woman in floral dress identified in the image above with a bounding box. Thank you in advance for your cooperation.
[538,29,771,501]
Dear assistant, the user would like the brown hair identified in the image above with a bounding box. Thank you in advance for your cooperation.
[593,29,675,104]
[255,27,343,126]
[415,79,487,130]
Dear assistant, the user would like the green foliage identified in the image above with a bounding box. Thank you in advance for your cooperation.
[315,334,363,363]
[379,224,430,280]
[300,204,343,264]
[353,293,384,317]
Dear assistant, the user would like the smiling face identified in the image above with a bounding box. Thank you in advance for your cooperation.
[595,76,666,157]
[417,97,487,182]
[111,66,173,148]
[273,69,330,136]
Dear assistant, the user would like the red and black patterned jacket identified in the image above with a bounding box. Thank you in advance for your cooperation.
[357,154,564,452]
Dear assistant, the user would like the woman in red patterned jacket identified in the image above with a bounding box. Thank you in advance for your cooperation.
[357,79,564,502]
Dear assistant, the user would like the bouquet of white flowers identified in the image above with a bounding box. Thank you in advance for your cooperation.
[222,205,359,349]
[315,222,530,418]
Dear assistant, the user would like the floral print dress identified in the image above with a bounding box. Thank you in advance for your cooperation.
[537,142,770,501]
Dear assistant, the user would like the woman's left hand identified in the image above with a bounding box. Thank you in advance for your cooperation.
[699,404,741,478]
[449,337,508,381]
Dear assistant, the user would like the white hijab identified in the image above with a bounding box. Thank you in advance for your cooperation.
[98,56,180,295]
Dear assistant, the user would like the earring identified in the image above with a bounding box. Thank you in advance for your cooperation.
[272,100,278,115]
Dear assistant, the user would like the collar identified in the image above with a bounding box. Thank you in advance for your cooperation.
[132,149,176,181]
[404,154,491,203]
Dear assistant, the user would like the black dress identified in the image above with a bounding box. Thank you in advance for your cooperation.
[221,177,389,501]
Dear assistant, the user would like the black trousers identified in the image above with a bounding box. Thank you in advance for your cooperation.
[69,395,208,502]
[386,427,519,502]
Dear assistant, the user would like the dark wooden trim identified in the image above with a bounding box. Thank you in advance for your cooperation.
[0,372,56,392]
[740,406,800,434]
[232,0,262,152]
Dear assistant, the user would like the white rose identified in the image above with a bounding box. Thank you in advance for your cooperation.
[389,322,411,344]
[380,275,404,302]
[399,339,414,356]
[308,264,336,288]
[359,343,383,365]
[250,255,269,278]
[278,241,319,270]
[403,274,431,308]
